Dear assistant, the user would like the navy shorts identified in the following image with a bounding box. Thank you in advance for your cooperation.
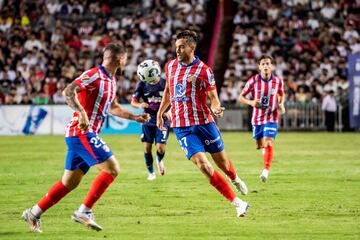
[141,124,169,144]
[65,133,113,174]
[173,122,224,159]
[252,122,278,141]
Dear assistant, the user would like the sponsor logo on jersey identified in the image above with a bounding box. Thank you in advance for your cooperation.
[209,73,215,86]
[148,96,162,103]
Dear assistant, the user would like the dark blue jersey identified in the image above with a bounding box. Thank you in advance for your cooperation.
[132,78,170,126]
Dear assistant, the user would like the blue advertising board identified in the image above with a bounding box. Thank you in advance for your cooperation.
[348,54,360,129]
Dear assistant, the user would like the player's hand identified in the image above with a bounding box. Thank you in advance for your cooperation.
[78,110,89,131]
[140,103,149,109]
[135,113,150,123]
[211,106,226,118]
[279,103,286,114]
[252,99,262,108]
[156,114,166,131]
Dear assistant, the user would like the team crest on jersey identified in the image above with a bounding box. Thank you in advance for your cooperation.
[81,75,90,81]
[187,74,195,82]
[175,83,186,97]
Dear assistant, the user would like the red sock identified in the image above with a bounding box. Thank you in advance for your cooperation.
[83,171,115,209]
[209,170,236,202]
[226,160,237,181]
[38,180,70,212]
[263,146,273,170]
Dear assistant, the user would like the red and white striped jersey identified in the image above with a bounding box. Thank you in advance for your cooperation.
[166,57,216,128]
[242,73,284,125]
[65,65,117,137]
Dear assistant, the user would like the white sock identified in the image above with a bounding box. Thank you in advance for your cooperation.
[31,204,43,218]
[78,204,91,213]
[231,197,243,207]
[262,148,265,155]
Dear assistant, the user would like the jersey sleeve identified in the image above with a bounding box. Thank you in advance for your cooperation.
[242,77,255,96]
[164,61,170,84]
[131,81,143,102]
[204,67,216,91]
[72,69,98,91]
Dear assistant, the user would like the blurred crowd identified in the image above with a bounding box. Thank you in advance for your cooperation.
[221,0,359,109]
[0,0,207,104]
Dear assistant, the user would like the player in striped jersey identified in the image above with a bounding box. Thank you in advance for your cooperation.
[238,55,286,182]
[22,43,150,233]
[156,30,249,218]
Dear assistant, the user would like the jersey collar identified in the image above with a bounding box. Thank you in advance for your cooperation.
[260,73,272,82]
[179,56,199,67]
[98,64,113,80]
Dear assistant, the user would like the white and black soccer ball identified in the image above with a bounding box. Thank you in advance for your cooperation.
[137,59,161,84]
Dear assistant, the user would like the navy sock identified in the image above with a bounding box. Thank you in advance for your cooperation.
[156,151,165,162]
[144,152,154,173]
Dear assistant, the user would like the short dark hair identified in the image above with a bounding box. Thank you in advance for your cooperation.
[103,43,127,57]
[258,55,274,64]
[176,30,198,45]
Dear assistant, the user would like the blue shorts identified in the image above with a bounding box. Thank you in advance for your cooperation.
[173,122,224,159]
[141,124,169,144]
[65,133,113,174]
[252,122,278,141]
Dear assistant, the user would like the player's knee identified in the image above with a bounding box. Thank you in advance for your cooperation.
[264,140,273,147]
[156,146,166,155]
[197,160,212,175]
[107,165,120,177]
[62,179,80,191]
[144,145,152,153]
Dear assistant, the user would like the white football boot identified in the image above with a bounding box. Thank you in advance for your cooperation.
[231,176,248,195]
[22,208,42,233]
[156,160,165,176]
[71,210,102,231]
[147,172,156,181]
[232,197,249,217]
[260,169,269,182]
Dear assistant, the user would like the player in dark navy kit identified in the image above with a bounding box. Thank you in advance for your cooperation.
[131,68,170,181]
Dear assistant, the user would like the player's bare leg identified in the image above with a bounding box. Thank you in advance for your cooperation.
[155,143,166,176]
[260,137,274,182]
[23,169,84,233]
[72,156,119,231]
[190,152,249,217]
[144,142,156,180]
[211,150,248,195]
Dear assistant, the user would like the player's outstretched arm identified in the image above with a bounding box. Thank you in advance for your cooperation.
[207,89,225,118]
[130,99,149,109]
[63,82,89,131]
[238,91,260,108]
[109,101,150,123]
[156,81,170,130]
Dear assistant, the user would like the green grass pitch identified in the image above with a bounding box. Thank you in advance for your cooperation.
[0,132,359,240]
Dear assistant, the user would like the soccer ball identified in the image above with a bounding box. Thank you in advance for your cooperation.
[137,59,161,84]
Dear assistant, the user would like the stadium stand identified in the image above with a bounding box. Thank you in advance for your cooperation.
[221,0,358,107]
[0,0,208,104]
